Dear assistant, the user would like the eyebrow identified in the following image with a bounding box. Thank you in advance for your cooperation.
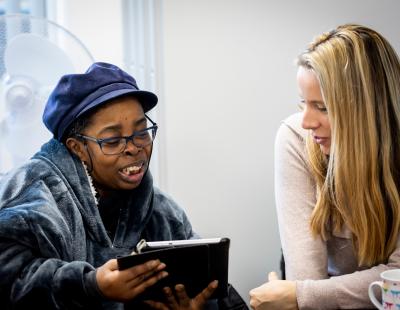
[97,117,147,135]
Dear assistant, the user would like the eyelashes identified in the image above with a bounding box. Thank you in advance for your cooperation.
[297,101,327,113]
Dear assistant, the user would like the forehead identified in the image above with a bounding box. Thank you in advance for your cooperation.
[297,67,323,99]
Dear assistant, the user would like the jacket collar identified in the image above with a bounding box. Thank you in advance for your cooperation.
[33,139,154,247]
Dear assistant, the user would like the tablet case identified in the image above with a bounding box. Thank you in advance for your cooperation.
[117,237,230,301]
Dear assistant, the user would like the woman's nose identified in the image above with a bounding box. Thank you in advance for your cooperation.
[301,105,320,130]
[123,139,141,155]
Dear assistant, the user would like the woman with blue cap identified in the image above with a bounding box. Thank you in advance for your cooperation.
[0,62,223,309]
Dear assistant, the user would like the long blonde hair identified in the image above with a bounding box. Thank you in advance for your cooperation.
[298,24,400,266]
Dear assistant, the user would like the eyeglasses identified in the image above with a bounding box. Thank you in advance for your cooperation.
[76,115,158,155]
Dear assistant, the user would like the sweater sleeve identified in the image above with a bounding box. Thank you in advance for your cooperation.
[274,113,328,281]
[296,247,400,309]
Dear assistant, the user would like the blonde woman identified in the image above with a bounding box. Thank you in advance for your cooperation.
[250,24,400,309]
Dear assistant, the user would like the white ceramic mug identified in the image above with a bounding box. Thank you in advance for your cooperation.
[369,269,400,309]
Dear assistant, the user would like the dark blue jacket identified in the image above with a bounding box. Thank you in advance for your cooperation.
[0,139,195,309]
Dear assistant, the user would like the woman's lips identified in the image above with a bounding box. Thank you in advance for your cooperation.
[118,162,145,184]
[313,136,329,145]
[119,169,145,184]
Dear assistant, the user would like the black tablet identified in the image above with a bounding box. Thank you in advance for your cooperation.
[117,237,230,301]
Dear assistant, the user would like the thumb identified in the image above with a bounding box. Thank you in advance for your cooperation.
[268,271,279,281]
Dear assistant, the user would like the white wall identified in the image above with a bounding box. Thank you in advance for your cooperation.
[50,0,124,66]
[161,0,400,302]
[53,0,400,304]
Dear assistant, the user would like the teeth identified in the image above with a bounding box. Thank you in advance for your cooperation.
[123,164,142,175]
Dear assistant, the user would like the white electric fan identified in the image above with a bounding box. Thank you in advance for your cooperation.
[0,14,95,177]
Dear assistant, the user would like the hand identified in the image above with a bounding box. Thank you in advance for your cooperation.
[144,280,218,310]
[96,258,168,302]
[249,271,298,310]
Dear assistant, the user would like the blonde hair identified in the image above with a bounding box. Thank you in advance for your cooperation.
[298,24,400,266]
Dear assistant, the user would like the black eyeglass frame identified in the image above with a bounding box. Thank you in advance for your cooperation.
[75,115,158,155]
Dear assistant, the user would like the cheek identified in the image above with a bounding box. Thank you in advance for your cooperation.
[322,116,331,134]
[95,156,118,171]
[91,152,119,177]
[144,145,152,159]
[91,161,119,187]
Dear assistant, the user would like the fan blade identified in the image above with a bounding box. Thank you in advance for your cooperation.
[4,33,75,85]
[2,95,51,167]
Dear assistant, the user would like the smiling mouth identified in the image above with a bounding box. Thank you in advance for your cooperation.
[121,163,144,176]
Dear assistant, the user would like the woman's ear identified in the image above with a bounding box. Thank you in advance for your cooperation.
[65,137,87,162]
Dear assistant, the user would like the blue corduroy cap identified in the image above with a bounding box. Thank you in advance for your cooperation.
[43,62,158,141]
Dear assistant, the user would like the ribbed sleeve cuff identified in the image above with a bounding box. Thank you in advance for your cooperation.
[296,279,338,310]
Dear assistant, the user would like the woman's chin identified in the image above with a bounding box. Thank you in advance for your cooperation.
[320,145,331,155]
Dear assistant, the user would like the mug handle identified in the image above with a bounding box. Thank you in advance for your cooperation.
[369,281,384,310]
